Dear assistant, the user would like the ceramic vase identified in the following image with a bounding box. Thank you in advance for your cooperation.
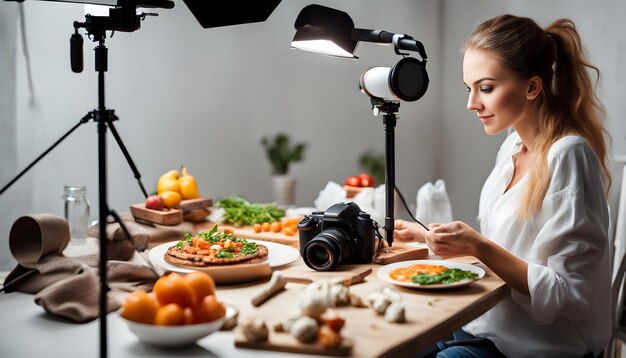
[272,174,295,208]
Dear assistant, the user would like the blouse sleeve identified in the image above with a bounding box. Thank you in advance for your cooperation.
[524,139,611,325]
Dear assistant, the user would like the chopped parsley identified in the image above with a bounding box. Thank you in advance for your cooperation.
[216,250,235,258]
[411,268,478,285]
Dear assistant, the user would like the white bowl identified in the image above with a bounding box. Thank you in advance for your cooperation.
[121,305,235,347]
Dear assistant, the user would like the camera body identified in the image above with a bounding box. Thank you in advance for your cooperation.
[297,202,375,271]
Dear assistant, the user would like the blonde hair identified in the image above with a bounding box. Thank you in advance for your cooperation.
[464,15,611,216]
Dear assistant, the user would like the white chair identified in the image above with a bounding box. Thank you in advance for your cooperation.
[607,164,626,358]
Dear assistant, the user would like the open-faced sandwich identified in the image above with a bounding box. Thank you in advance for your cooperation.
[164,225,269,267]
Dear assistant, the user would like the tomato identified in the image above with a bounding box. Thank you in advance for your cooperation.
[357,173,375,187]
[344,175,360,187]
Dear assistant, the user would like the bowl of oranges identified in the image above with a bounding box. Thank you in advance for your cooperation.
[119,271,235,347]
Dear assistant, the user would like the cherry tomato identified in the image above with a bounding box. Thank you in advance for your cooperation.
[345,175,360,187]
[357,173,375,187]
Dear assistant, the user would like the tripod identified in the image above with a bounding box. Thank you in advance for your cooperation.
[0,19,149,358]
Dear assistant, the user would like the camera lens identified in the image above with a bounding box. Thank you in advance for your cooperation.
[302,228,353,271]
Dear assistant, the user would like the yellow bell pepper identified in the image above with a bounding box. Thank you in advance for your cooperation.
[179,165,200,200]
[157,169,180,195]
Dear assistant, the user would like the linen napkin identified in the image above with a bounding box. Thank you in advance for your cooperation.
[2,214,159,323]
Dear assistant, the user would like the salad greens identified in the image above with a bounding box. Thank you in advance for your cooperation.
[216,195,285,226]
[411,268,479,285]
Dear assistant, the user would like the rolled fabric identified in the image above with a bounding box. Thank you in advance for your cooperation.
[3,214,159,323]
[9,214,70,269]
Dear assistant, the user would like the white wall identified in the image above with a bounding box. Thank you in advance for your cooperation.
[0,0,442,270]
[1,0,624,271]
[441,0,626,232]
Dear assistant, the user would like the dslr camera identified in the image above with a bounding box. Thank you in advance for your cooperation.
[297,202,376,271]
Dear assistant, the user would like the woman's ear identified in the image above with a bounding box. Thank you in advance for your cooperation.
[527,76,542,100]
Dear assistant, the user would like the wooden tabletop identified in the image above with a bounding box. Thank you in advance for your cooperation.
[212,255,509,357]
[185,221,510,356]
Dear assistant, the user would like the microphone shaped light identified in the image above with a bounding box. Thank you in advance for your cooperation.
[291,4,358,59]
[360,57,429,102]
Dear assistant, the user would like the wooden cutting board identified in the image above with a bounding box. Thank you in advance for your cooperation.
[129,204,183,225]
[235,333,353,356]
[195,222,301,248]
[233,267,371,356]
[372,243,429,265]
[130,197,212,226]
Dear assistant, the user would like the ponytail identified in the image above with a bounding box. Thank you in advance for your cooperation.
[464,15,611,217]
[520,19,611,216]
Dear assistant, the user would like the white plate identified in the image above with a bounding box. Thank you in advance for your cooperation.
[121,305,236,347]
[377,259,485,289]
[149,240,300,284]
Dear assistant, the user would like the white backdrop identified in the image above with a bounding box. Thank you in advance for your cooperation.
[1,0,624,270]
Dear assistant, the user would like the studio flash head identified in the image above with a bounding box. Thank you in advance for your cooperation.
[359,57,429,102]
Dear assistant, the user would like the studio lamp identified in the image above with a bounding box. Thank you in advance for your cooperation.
[291,4,430,247]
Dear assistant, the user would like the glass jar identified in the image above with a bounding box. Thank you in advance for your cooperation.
[63,185,90,246]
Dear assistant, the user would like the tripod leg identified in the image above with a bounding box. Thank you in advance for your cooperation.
[0,114,92,196]
[107,120,149,198]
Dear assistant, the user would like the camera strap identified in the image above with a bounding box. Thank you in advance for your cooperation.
[372,220,386,253]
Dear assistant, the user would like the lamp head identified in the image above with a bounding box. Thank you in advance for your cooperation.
[291,4,358,59]
[360,57,429,102]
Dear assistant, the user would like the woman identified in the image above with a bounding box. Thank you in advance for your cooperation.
[395,14,612,357]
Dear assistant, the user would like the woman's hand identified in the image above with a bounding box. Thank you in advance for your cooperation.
[393,219,426,242]
[423,221,485,258]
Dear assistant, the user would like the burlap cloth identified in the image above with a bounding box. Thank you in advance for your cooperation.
[1,213,194,323]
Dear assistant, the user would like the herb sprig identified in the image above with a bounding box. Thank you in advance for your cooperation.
[217,195,285,226]
[411,268,479,285]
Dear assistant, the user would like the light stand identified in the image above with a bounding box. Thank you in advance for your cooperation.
[373,99,400,246]
[291,4,430,247]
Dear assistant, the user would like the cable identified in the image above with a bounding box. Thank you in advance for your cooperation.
[18,3,35,101]
[394,184,429,231]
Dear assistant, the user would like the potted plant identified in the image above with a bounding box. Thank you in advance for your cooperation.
[261,133,307,207]
[359,150,385,185]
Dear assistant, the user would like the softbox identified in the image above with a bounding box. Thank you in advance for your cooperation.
[183,0,282,28]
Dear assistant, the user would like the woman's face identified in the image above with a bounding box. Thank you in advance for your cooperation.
[463,48,533,135]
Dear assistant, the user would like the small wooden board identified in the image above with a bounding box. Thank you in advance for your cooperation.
[178,197,213,212]
[372,243,429,265]
[129,204,183,225]
[235,333,353,356]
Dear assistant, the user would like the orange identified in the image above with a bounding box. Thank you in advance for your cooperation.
[261,222,271,232]
[270,221,282,233]
[183,307,195,325]
[153,273,195,308]
[120,290,159,324]
[253,223,262,233]
[193,295,226,323]
[183,271,216,303]
[159,190,182,208]
[155,303,185,326]
[282,226,294,236]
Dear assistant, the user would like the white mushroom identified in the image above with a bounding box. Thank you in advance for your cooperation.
[384,301,406,323]
[372,293,393,314]
[289,316,319,343]
[238,316,269,342]
[368,286,403,315]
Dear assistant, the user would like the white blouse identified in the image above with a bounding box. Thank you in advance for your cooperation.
[463,131,611,357]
